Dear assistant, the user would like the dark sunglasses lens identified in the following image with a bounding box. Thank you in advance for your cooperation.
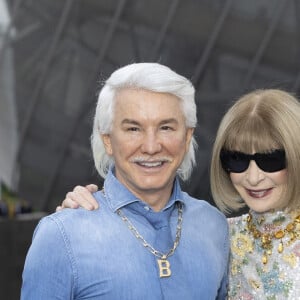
[255,150,286,172]
[220,151,249,173]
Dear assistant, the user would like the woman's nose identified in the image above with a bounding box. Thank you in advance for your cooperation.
[245,160,265,185]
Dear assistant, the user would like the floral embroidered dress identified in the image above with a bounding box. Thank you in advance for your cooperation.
[228,209,300,300]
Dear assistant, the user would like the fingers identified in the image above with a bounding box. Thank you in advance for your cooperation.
[56,185,99,212]
[85,184,99,193]
[55,196,80,212]
[63,196,81,209]
[67,185,99,210]
[56,206,62,212]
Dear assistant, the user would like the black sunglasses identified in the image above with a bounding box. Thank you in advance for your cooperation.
[220,149,286,173]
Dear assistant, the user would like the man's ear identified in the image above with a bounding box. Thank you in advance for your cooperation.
[185,128,194,152]
[101,134,113,155]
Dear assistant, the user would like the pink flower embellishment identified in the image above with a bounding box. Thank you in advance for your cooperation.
[292,243,300,257]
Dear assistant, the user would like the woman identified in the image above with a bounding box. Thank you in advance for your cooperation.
[58,89,300,299]
[211,89,300,299]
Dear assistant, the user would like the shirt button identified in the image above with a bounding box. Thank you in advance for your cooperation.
[144,206,150,211]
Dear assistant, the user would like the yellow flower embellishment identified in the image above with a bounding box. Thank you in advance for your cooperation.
[230,259,239,276]
[249,279,261,290]
[231,233,253,257]
[283,253,297,267]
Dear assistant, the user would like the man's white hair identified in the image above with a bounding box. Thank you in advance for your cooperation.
[91,63,198,180]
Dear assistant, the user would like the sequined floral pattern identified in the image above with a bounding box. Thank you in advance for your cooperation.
[228,210,300,300]
[231,233,253,258]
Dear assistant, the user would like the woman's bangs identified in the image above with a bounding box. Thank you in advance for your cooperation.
[224,118,279,153]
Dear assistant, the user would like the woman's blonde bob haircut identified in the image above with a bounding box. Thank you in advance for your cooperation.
[210,89,300,214]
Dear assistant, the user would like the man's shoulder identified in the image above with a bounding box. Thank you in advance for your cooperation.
[182,191,218,209]
[181,193,229,247]
[35,209,87,231]
[36,206,102,235]
[181,192,226,221]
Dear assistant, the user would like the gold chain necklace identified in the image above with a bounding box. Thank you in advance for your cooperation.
[117,202,183,278]
[247,212,300,264]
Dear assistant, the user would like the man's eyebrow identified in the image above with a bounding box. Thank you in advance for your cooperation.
[160,118,179,125]
[121,119,140,125]
[121,118,179,125]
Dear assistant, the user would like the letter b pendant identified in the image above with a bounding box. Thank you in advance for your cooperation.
[157,259,171,278]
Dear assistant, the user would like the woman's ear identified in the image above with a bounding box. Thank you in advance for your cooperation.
[101,134,113,155]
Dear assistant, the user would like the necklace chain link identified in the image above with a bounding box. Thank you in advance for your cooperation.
[117,202,183,260]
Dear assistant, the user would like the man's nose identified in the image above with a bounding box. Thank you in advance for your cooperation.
[140,131,162,154]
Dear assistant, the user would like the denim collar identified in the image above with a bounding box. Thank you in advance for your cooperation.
[103,168,185,212]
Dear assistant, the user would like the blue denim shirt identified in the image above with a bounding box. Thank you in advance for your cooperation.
[21,170,229,299]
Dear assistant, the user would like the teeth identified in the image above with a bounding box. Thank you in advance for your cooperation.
[139,162,162,167]
[249,190,268,198]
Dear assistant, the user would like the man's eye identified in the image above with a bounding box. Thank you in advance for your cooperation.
[161,126,173,131]
[127,127,140,132]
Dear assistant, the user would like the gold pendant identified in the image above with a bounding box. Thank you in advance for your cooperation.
[262,252,268,264]
[157,259,171,278]
[278,241,284,253]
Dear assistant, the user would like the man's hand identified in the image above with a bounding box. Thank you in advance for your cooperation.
[56,184,99,212]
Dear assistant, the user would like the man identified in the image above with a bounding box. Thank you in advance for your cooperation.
[21,63,229,299]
